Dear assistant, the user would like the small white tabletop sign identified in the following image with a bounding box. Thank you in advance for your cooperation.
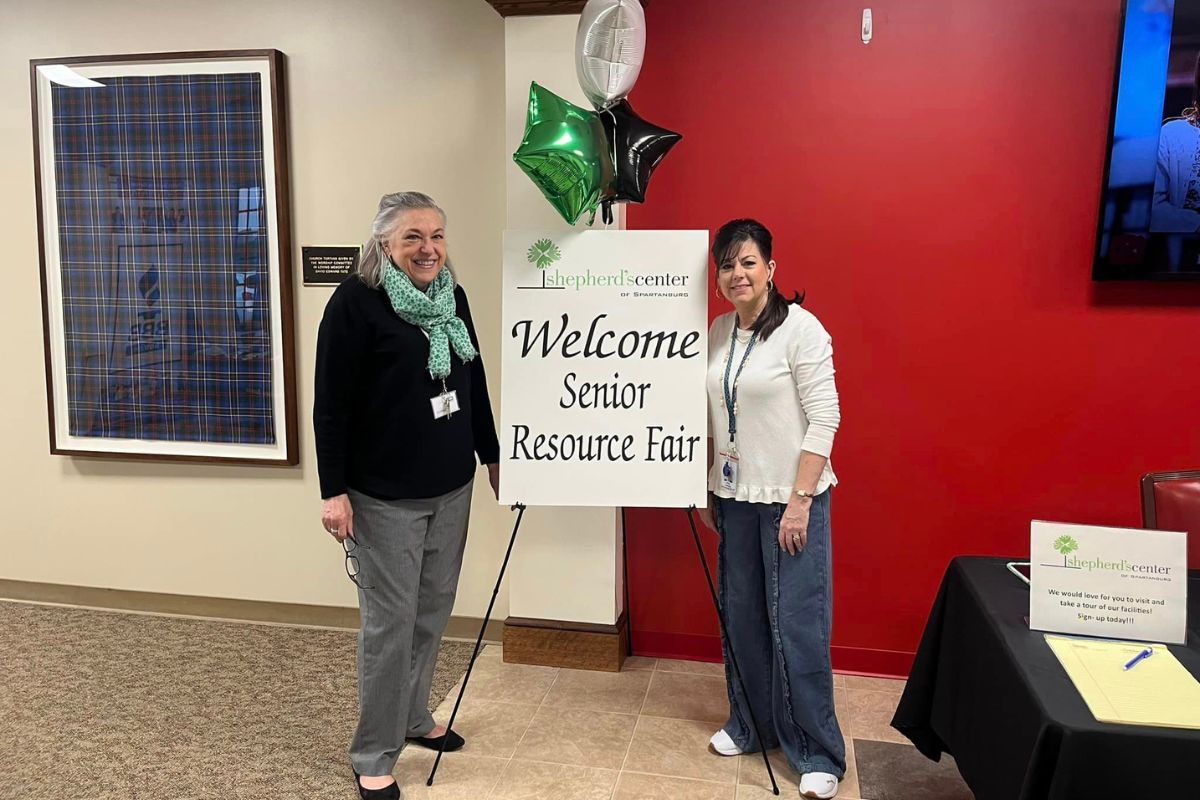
[1029,521,1188,644]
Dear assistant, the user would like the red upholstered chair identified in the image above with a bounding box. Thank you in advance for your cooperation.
[1141,470,1200,569]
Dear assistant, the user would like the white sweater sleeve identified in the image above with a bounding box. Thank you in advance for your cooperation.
[788,317,840,458]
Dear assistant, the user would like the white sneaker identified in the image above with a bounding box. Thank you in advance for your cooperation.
[707,729,742,756]
[799,772,838,799]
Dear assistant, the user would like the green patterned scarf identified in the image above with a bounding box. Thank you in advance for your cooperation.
[382,262,477,380]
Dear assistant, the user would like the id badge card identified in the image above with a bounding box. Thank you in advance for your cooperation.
[430,390,460,420]
[718,448,740,493]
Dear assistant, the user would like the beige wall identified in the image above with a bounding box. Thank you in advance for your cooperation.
[504,15,623,626]
[0,0,512,617]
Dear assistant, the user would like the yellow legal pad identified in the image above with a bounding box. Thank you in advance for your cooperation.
[1044,634,1200,729]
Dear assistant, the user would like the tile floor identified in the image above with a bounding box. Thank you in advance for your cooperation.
[392,646,910,799]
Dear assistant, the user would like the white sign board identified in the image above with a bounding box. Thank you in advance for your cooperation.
[500,230,709,508]
[1029,520,1188,644]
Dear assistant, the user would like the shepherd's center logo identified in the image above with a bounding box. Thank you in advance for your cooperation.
[515,237,692,294]
[528,238,562,269]
[1040,533,1172,576]
[1040,534,1083,570]
[1053,535,1079,565]
[1039,534,1084,570]
[518,238,566,291]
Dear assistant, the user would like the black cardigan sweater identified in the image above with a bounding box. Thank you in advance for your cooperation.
[313,276,500,500]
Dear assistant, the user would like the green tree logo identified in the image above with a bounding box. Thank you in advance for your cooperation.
[1053,534,1079,566]
[527,238,562,270]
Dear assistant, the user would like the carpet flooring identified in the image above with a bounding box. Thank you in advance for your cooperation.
[0,600,474,799]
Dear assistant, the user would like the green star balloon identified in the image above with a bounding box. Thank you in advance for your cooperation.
[513,82,614,225]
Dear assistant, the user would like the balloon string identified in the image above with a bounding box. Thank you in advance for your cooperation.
[606,107,618,175]
[605,106,617,230]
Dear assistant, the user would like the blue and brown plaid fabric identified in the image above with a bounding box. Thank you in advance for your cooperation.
[51,73,276,445]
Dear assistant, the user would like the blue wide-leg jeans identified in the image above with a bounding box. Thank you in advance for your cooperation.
[714,490,846,777]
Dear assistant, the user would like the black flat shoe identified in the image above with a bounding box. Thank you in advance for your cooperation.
[406,728,465,752]
[352,769,399,800]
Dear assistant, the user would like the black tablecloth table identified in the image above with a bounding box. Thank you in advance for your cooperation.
[891,556,1200,800]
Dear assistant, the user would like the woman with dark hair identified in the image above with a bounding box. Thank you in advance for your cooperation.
[697,219,844,799]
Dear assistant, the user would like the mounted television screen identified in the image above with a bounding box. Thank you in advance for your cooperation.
[1096,0,1200,280]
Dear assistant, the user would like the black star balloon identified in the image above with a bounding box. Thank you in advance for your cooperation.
[598,99,682,205]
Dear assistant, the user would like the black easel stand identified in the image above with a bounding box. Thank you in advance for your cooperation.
[427,502,526,787]
[427,503,778,795]
[686,505,780,796]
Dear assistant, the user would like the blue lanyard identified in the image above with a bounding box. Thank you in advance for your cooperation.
[722,323,758,445]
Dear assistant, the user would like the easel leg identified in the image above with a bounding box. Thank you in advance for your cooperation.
[427,503,527,786]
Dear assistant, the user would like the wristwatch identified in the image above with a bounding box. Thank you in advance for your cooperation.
[794,489,817,499]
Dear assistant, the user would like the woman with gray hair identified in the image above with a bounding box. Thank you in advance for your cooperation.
[314,192,500,799]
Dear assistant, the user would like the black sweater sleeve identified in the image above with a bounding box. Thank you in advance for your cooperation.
[458,287,501,465]
[313,281,368,499]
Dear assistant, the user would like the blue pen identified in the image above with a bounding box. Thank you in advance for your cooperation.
[1123,647,1154,671]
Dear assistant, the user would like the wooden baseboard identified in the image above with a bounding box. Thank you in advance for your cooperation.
[444,615,505,643]
[503,612,629,672]
[0,578,503,642]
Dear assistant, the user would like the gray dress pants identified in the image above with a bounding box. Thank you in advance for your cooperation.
[347,479,473,776]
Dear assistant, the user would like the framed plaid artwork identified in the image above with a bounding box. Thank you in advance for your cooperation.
[30,50,297,465]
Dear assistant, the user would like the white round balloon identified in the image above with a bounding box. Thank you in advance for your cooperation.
[575,0,647,110]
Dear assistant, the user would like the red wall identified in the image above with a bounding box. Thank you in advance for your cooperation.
[624,0,1200,676]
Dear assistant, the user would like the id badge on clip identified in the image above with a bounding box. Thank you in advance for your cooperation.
[431,390,460,420]
[718,445,740,493]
